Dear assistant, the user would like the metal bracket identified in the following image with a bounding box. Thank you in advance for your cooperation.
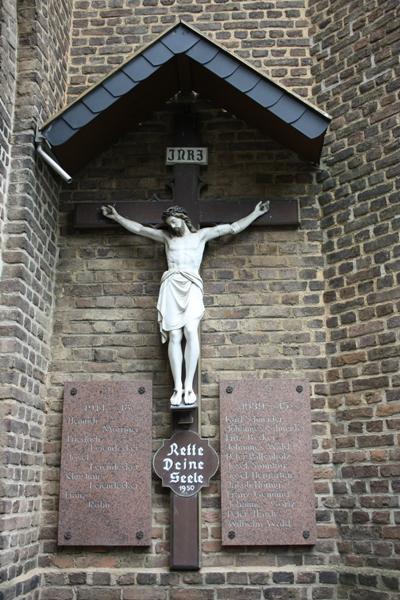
[170,404,196,427]
[35,127,72,183]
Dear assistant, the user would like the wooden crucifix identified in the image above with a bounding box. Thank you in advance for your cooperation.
[94,106,298,569]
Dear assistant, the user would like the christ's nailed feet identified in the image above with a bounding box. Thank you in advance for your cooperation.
[170,388,182,406]
[184,389,196,405]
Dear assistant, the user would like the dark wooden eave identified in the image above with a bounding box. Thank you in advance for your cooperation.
[39,22,331,174]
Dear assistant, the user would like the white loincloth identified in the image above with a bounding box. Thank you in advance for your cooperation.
[157,270,205,343]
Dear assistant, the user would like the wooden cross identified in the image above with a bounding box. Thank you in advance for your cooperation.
[166,109,205,570]
[73,107,299,569]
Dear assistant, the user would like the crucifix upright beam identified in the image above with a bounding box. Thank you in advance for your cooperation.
[169,106,202,570]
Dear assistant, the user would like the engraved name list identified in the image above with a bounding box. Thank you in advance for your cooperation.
[220,380,316,546]
[58,382,152,546]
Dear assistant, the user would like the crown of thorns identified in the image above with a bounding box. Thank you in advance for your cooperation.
[161,206,197,232]
[161,206,188,221]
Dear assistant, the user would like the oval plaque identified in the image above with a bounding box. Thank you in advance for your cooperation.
[153,430,219,497]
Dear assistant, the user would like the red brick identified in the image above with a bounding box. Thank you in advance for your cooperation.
[217,589,261,600]
[41,590,74,600]
[170,590,214,600]
[123,587,167,600]
[77,588,121,600]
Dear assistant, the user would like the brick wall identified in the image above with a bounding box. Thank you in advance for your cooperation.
[0,0,73,597]
[0,0,17,274]
[308,0,400,572]
[37,569,400,600]
[67,0,313,102]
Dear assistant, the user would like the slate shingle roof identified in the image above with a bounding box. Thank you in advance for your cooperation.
[40,22,331,174]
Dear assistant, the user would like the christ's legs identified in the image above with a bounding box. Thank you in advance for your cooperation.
[168,328,183,405]
[183,319,200,405]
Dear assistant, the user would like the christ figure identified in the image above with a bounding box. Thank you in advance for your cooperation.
[102,201,270,407]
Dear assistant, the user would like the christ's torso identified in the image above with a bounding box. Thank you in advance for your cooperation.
[164,232,205,273]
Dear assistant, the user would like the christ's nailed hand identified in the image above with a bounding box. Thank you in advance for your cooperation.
[101,204,119,220]
[255,200,270,215]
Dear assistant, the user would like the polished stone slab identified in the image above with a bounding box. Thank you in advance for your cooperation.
[220,379,316,546]
[58,382,152,546]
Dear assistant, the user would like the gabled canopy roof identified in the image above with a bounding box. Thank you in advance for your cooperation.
[40,22,331,174]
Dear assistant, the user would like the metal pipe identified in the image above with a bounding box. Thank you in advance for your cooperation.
[37,143,72,183]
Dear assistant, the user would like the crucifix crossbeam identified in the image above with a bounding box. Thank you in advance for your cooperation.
[73,197,299,231]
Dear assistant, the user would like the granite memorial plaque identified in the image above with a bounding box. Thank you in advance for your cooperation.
[58,382,152,546]
[220,379,316,546]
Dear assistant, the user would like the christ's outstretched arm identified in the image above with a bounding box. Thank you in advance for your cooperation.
[200,200,270,242]
[101,204,167,243]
